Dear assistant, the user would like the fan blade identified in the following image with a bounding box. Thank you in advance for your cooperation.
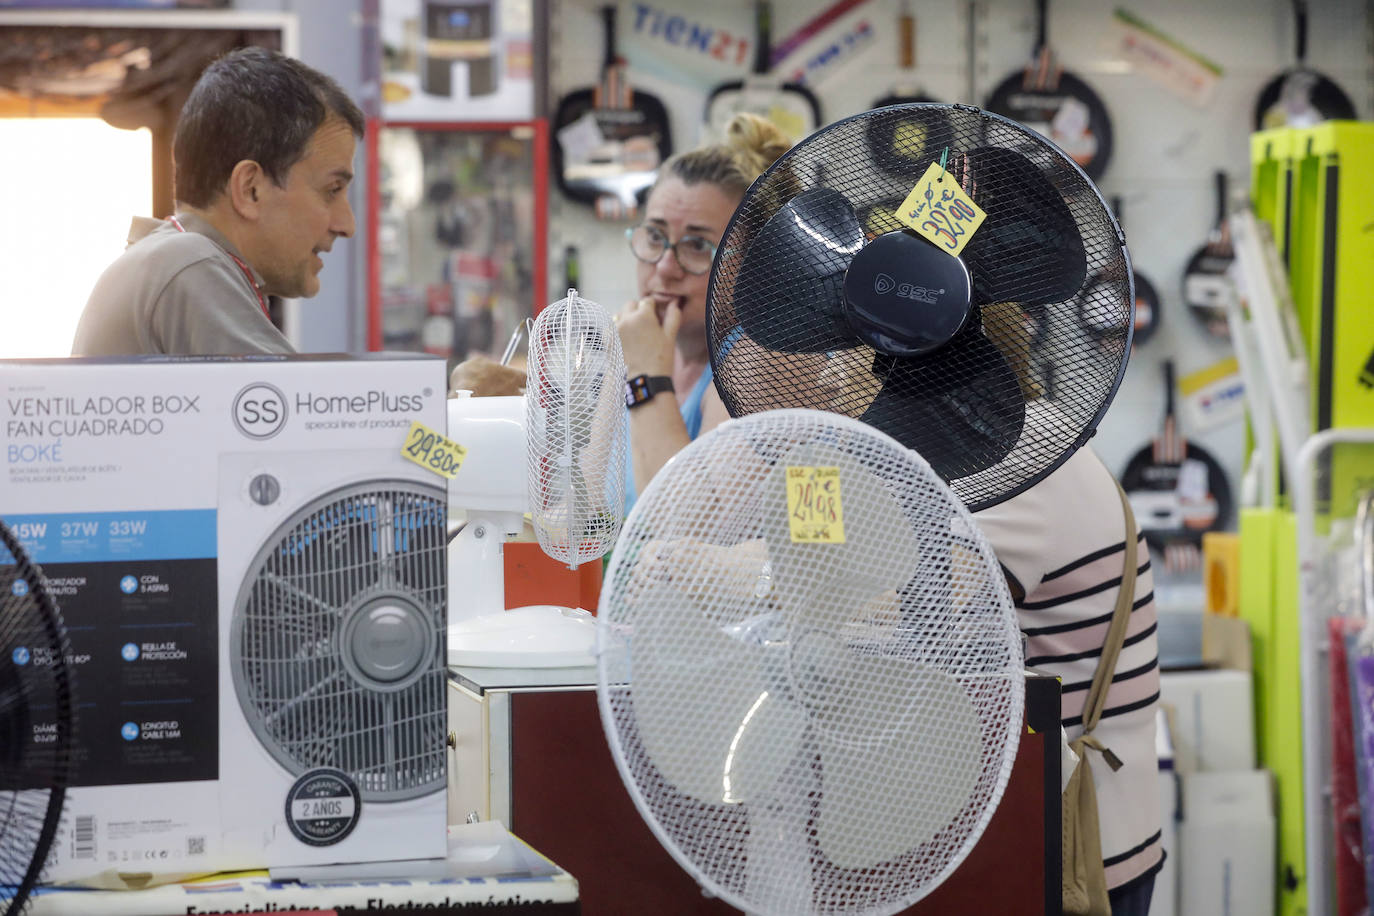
[817,659,981,868]
[630,579,807,805]
[958,146,1087,306]
[762,442,921,617]
[860,330,1025,480]
[733,187,864,354]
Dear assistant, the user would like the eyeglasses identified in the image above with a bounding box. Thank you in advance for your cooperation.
[626,223,717,276]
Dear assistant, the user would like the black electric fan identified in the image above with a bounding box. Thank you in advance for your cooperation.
[0,519,76,915]
[707,104,1134,511]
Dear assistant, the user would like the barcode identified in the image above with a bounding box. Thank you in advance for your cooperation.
[187,835,205,856]
[73,815,96,860]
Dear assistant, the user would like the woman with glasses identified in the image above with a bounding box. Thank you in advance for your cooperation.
[617,113,790,510]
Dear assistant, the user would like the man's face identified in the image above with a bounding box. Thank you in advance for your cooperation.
[253,117,356,299]
[635,176,740,361]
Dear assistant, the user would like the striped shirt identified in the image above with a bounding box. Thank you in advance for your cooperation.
[975,445,1163,889]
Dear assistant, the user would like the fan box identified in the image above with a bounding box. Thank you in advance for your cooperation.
[0,354,450,883]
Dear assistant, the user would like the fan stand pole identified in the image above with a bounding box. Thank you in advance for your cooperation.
[743,745,818,914]
[447,509,525,625]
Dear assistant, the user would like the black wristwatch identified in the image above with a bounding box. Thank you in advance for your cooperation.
[625,374,674,409]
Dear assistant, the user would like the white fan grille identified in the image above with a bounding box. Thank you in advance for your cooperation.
[597,410,1024,915]
[233,481,447,802]
[526,288,628,567]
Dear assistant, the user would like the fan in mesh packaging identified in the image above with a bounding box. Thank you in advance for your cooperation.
[524,289,628,567]
[447,289,627,667]
[0,519,76,915]
[708,103,1133,512]
[597,410,1025,915]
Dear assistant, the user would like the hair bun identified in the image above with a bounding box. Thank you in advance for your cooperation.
[723,112,792,182]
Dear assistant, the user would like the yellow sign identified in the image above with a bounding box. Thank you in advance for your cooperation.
[895,160,987,257]
[785,465,846,544]
[401,421,468,479]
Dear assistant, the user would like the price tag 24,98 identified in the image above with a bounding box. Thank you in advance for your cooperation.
[401,421,468,479]
[895,160,987,257]
[785,465,846,544]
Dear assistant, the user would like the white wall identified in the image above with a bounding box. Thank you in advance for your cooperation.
[544,0,1371,513]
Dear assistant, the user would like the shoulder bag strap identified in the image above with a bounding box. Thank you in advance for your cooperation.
[1078,480,1140,740]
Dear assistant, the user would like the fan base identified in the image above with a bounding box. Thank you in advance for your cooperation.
[448,605,598,668]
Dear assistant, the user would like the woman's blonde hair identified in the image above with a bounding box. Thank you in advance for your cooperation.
[658,112,792,200]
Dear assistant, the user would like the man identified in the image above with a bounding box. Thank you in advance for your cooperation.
[72,47,362,356]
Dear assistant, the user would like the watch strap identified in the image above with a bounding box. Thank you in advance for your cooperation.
[625,374,674,409]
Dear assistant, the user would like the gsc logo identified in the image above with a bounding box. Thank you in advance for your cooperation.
[232,383,288,440]
[874,272,943,305]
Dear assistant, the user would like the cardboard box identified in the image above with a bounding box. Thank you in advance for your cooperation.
[0,355,449,881]
[1154,708,1179,916]
[1159,668,1256,774]
[1179,770,1275,916]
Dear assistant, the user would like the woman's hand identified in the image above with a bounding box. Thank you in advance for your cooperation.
[617,297,680,377]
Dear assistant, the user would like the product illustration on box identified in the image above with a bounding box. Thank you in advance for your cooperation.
[216,449,448,869]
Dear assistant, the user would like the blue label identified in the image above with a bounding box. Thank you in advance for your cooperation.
[121,642,140,662]
[0,510,216,563]
[12,647,30,665]
[121,722,140,741]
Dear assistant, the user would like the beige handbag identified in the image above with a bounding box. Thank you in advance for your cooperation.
[1062,482,1138,916]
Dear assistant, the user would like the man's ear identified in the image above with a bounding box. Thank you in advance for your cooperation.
[226,160,265,219]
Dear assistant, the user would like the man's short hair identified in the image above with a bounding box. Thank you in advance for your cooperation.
[173,46,365,209]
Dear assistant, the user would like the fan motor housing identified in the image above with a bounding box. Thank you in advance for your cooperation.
[841,230,974,356]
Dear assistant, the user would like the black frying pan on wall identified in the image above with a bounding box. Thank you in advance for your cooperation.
[985,0,1113,182]
[865,2,950,180]
[1255,0,1356,129]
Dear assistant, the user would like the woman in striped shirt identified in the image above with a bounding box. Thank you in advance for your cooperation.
[976,443,1163,915]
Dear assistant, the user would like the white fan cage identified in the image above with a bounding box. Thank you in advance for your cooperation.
[596,409,1025,916]
[525,288,628,568]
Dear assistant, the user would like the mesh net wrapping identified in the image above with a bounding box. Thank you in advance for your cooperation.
[707,104,1132,512]
[597,410,1024,915]
[526,289,628,568]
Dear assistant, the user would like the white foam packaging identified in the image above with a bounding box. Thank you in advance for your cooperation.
[1178,769,1275,916]
[0,355,450,882]
[1158,668,1255,774]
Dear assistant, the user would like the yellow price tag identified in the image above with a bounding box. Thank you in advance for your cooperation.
[400,420,468,479]
[785,466,846,544]
[895,160,987,257]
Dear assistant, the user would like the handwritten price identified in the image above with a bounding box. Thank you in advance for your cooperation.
[896,161,987,257]
[401,421,468,479]
[786,466,846,544]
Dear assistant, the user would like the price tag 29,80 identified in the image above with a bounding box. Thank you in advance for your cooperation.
[895,160,987,257]
[401,421,468,479]
[786,465,846,544]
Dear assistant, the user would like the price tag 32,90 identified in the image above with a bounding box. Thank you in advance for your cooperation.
[785,465,846,544]
[895,160,987,257]
[401,421,468,479]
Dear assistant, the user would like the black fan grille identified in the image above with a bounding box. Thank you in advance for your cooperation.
[0,520,76,915]
[708,104,1132,511]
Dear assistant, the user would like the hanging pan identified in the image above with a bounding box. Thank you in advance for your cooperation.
[985,0,1113,181]
[1255,0,1356,129]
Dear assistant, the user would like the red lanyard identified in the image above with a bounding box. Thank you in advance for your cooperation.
[167,216,269,317]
